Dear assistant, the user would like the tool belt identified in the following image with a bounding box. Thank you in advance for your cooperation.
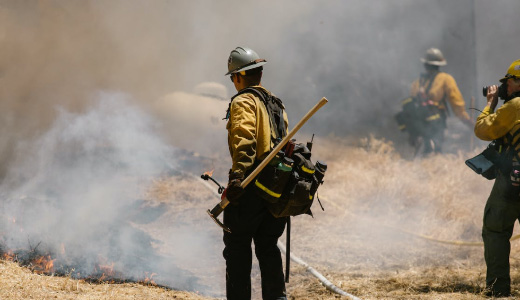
[395,72,447,138]
[254,142,326,218]
[395,97,446,138]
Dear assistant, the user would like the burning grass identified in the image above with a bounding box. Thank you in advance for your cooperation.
[0,259,212,300]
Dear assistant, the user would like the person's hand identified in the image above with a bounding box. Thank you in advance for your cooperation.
[224,171,244,204]
[486,85,499,110]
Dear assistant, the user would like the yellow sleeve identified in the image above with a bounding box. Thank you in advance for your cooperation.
[474,104,516,141]
[229,94,257,175]
[444,74,470,121]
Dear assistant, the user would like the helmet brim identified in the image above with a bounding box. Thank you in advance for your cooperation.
[500,74,520,83]
[225,61,267,75]
[420,58,447,66]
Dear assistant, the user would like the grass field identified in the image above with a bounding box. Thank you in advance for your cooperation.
[3,136,520,299]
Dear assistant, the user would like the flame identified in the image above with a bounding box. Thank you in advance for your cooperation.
[203,169,214,177]
[99,262,114,274]
[96,261,115,281]
[143,272,157,285]
[32,255,55,274]
[3,250,14,261]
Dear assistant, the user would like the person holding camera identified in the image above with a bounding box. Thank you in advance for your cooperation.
[407,48,473,154]
[474,59,520,297]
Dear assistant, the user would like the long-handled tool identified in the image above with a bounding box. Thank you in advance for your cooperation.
[207,97,329,232]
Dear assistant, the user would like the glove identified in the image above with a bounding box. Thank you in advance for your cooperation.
[225,171,245,204]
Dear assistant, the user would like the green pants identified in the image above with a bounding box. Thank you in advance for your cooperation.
[482,171,520,295]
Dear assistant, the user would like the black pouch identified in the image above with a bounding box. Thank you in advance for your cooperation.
[267,174,313,218]
[465,152,497,180]
[254,156,293,203]
[422,104,445,133]
[465,140,503,180]
[292,153,315,180]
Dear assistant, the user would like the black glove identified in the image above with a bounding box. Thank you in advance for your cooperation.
[225,171,245,204]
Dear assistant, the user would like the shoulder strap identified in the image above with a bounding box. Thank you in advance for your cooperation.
[229,87,287,142]
[419,71,439,96]
[505,130,520,162]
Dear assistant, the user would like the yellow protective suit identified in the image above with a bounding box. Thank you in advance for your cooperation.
[410,72,470,122]
[226,85,289,176]
[474,96,520,297]
[475,97,520,143]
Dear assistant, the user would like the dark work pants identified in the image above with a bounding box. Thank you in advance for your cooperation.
[423,128,444,154]
[223,185,287,300]
[482,172,520,295]
[422,118,446,155]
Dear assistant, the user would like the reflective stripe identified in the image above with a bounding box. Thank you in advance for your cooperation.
[426,114,440,121]
[401,97,413,105]
[255,180,281,198]
[301,165,315,175]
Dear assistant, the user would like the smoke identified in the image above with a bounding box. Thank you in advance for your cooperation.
[0,92,208,290]
[1,0,520,174]
[0,0,520,296]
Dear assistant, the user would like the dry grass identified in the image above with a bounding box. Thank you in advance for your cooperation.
[5,136,520,299]
[0,259,212,300]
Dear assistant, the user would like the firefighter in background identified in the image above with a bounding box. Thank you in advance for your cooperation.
[222,46,289,300]
[407,48,473,154]
[475,59,520,297]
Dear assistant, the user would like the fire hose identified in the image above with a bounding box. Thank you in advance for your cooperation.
[319,196,520,247]
[277,241,362,300]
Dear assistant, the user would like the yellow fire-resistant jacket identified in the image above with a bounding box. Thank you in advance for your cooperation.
[410,72,471,122]
[475,97,520,146]
[226,85,289,176]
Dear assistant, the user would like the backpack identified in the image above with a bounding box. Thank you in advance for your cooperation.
[232,87,326,218]
[395,72,446,138]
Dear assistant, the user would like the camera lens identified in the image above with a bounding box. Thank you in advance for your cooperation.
[482,86,488,97]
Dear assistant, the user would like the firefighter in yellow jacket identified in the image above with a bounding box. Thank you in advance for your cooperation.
[222,46,289,300]
[409,48,473,154]
[474,59,520,297]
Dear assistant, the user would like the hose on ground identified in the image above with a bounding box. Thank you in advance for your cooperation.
[319,196,520,247]
[277,241,362,300]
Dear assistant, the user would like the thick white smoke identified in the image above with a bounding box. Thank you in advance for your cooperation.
[0,92,213,291]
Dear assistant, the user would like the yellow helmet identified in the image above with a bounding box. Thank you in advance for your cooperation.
[500,59,520,82]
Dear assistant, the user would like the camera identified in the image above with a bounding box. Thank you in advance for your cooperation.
[482,86,491,97]
[482,83,508,100]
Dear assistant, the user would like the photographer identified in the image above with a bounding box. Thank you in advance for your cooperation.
[474,59,520,297]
